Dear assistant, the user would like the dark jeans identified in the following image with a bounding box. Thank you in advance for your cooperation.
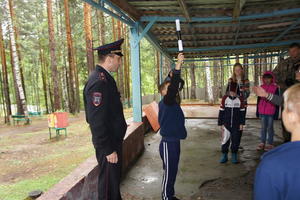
[95,143,122,200]
[260,114,275,145]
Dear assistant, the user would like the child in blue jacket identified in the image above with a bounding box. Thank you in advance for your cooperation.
[158,53,187,200]
[218,82,246,164]
[254,83,300,200]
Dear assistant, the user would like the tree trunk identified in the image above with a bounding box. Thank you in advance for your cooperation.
[57,0,69,111]
[0,21,12,123]
[261,53,267,72]
[254,56,260,85]
[220,59,225,97]
[7,0,27,115]
[117,20,125,102]
[96,11,105,45]
[0,71,7,121]
[269,55,273,71]
[64,0,77,113]
[73,42,80,113]
[84,3,94,74]
[189,64,196,99]
[8,0,27,102]
[243,54,249,79]
[39,47,49,114]
[111,17,120,89]
[185,68,189,99]
[213,60,219,103]
[235,54,239,63]
[204,68,208,102]
[47,0,61,111]
[205,61,214,103]
[156,50,160,88]
[123,24,131,107]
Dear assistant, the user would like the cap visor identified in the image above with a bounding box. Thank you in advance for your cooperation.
[115,52,123,57]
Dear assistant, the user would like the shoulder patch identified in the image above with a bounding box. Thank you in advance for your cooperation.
[99,72,107,82]
[92,92,102,106]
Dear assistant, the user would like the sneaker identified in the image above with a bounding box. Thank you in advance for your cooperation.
[256,143,265,151]
[264,144,274,151]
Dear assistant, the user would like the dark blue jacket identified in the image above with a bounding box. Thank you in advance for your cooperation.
[254,141,300,200]
[158,70,187,141]
[218,95,246,129]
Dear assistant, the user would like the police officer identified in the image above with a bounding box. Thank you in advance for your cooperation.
[272,43,300,142]
[83,39,127,200]
[273,43,300,90]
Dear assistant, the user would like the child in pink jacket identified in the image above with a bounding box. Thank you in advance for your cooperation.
[256,71,280,151]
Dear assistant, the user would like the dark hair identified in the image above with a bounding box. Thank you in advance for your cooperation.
[158,81,182,104]
[289,43,300,49]
[158,81,171,93]
[98,53,115,63]
[263,74,273,79]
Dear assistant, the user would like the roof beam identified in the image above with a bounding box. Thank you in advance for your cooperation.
[167,40,300,52]
[83,0,173,61]
[272,18,300,42]
[176,0,199,48]
[152,17,297,28]
[140,8,300,22]
[182,53,281,62]
[162,35,300,45]
[135,17,157,45]
[233,0,246,19]
[177,0,191,21]
[156,27,299,38]
[82,0,134,26]
[108,0,141,21]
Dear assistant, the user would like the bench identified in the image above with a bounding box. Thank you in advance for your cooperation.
[28,111,42,117]
[11,115,31,125]
[48,127,67,139]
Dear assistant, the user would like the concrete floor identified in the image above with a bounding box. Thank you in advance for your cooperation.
[182,105,258,119]
[121,119,283,200]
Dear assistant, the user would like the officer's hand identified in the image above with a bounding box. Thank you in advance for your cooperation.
[106,152,118,164]
[240,125,244,131]
[253,86,268,98]
[220,125,224,131]
[296,67,300,81]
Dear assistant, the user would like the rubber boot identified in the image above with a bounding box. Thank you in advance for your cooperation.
[219,153,228,163]
[231,153,238,164]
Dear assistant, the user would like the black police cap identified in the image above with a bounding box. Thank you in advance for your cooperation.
[93,38,124,57]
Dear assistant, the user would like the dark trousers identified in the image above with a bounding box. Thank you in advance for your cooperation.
[221,127,242,153]
[159,139,180,200]
[95,143,122,200]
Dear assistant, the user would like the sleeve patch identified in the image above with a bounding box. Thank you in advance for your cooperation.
[92,92,102,106]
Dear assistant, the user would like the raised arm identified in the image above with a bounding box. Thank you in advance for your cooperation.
[163,53,184,105]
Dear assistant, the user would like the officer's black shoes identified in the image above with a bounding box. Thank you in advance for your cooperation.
[172,197,181,200]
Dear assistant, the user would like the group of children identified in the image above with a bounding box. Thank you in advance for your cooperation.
[218,69,281,164]
[157,53,300,199]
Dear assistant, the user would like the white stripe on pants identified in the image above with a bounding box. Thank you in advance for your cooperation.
[162,142,169,200]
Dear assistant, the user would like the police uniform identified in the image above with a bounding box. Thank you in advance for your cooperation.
[273,56,300,142]
[83,39,127,200]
